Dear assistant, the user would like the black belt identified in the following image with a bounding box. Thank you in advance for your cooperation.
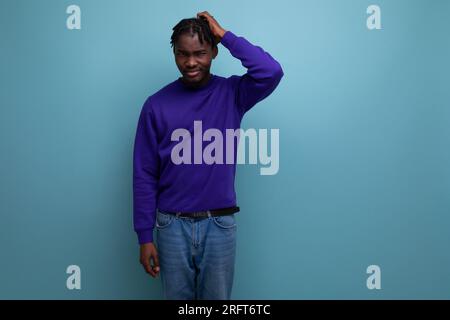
[160,206,240,218]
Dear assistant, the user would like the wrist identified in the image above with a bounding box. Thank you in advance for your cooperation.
[218,28,227,40]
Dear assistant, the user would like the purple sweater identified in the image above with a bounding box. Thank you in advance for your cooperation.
[133,31,284,244]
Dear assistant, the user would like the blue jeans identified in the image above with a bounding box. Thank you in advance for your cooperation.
[155,209,237,300]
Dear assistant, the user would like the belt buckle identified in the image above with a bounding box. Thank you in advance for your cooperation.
[193,211,204,218]
[189,211,209,218]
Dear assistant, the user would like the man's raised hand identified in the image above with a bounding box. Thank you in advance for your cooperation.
[197,11,227,45]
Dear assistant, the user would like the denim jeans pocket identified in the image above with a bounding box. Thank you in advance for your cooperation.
[212,214,236,229]
[156,211,174,229]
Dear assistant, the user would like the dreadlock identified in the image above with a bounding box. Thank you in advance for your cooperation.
[170,18,217,50]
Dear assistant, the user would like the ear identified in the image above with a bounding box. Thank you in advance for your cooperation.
[212,46,218,59]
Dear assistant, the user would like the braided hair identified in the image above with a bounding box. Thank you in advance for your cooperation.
[170,18,217,50]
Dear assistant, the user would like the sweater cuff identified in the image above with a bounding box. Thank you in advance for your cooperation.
[137,229,153,244]
[220,30,238,48]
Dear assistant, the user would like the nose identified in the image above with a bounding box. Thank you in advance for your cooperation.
[186,56,197,68]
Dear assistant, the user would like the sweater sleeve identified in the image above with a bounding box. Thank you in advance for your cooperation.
[133,98,160,244]
[220,30,284,115]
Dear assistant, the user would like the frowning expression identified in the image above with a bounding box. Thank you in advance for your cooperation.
[174,33,218,88]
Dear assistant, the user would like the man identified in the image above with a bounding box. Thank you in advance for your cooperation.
[133,11,283,300]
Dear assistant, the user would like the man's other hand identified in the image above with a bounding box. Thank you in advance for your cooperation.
[140,242,160,278]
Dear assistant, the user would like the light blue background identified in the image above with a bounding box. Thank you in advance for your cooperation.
[1,0,449,299]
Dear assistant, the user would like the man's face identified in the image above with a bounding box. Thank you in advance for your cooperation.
[174,33,218,88]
